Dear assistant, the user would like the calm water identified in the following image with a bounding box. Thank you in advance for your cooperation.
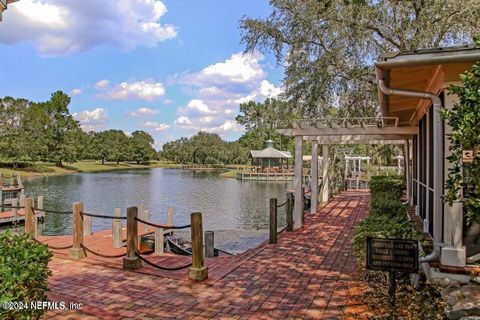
[22,168,290,252]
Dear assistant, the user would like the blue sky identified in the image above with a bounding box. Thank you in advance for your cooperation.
[0,0,283,148]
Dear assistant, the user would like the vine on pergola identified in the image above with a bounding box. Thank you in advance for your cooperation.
[441,36,480,223]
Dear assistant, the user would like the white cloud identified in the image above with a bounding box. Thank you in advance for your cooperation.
[73,108,108,131]
[235,80,283,104]
[163,98,175,105]
[0,0,177,56]
[70,88,82,96]
[97,80,165,101]
[175,52,283,138]
[95,79,110,89]
[174,116,192,127]
[128,107,159,117]
[141,121,170,132]
[183,52,265,86]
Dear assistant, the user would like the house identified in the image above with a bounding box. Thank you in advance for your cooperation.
[277,45,480,275]
[375,45,480,270]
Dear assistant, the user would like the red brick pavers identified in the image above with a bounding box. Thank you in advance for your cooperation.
[45,191,370,319]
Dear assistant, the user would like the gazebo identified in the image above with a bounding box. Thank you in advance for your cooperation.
[249,140,292,173]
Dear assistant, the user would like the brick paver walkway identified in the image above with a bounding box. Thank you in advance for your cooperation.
[45,191,369,320]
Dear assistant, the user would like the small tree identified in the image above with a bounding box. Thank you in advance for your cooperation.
[441,37,480,223]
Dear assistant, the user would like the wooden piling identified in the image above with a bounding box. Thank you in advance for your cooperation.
[83,212,92,236]
[166,207,173,233]
[123,207,141,270]
[11,198,18,217]
[37,196,44,211]
[19,194,26,207]
[24,198,35,236]
[112,208,122,248]
[189,212,208,281]
[269,198,277,244]
[69,202,86,260]
[154,227,164,255]
[205,231,215,258]
[286,191,293,232]
[143,209,149,233]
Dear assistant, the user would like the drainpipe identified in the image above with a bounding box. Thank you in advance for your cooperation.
[376,68,443,263]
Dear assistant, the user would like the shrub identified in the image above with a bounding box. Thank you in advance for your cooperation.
[0,160,34,169]
[370,192,406,217]
[0,231,53,320]
[369,175,405,199]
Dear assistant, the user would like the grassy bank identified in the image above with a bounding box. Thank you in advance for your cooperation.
[0,160,180,178]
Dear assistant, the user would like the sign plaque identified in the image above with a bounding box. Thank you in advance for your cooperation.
[366,237,418,273]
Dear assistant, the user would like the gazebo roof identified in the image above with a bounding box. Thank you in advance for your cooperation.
[250,148,292,159]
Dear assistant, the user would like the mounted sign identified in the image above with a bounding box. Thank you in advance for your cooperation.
[463,150,474,163]
[366,237,418,273]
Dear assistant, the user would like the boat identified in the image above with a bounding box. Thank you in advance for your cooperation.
[139,233,232,256]
[165,235,233,257]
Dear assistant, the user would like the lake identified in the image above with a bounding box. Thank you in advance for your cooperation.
[22,168,291,253]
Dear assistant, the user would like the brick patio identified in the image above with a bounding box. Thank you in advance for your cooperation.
[45,191,370,320]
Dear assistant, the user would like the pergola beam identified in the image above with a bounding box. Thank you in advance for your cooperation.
[277,126,418,136]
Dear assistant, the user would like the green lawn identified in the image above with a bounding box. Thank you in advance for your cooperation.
[0,160,180,178]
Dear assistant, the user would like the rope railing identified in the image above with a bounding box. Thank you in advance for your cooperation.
[81,243,127,259]
[276,201,287,208]
[32,237,73,250]
[0,204,72,215]
[135,250,192,271]
[134,217,190,230]
[80,211,127,220]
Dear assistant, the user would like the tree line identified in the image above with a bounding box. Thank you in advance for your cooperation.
[0,91,157,168]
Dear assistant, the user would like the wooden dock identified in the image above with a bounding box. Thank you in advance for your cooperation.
[38,226,252,282]
[0,208,45,225]
[181,164,227,172]
[236,171,295,181]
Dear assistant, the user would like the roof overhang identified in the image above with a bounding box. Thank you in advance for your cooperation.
[375,46,480,126]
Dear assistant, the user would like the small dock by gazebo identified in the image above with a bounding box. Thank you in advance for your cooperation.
[236,140,294,181]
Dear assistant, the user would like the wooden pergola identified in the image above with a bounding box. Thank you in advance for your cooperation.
[277,116,417,230]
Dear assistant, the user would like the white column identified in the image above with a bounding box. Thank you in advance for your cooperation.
[416,134,420,215]
[321,145,329,202]
[424,111,430,233]
[405,140,412,205]
[311,141,318,215]
[441,89,465,267]
[432,106,443,247]
[293,135,304,230]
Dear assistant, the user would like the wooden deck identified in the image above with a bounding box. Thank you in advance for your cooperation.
[0,208,45,225]
[37,226,254,283]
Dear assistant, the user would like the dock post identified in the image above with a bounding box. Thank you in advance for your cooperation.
[83,211,92,237]
[24,198,35,236]
[69,202,86,260]
[205,231,214,258]
[154,227,164,255]
[286,191,293,232]
[112,208,122,248]
[143,209,149,233]
[123,207,141,270]
[11,198,18,217]
[189,212,208,281]
[166,207,173,233]
[19,194,26,208]
[16,175,22,188]
[269,198,278,244]
[37,196,44,211]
